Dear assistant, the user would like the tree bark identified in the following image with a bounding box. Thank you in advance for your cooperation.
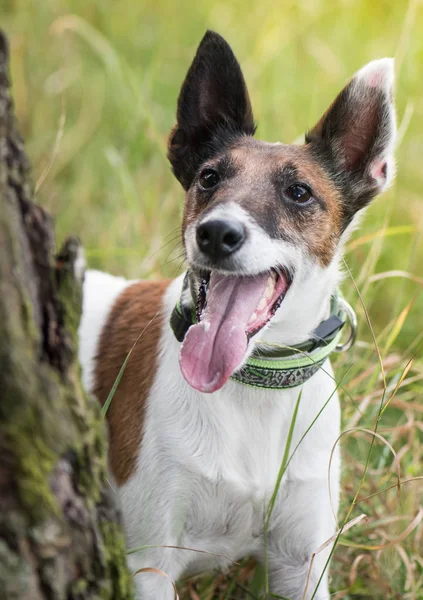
[0,30,133,600]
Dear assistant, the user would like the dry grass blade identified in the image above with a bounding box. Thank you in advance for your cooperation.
[342,259,386,388]
[127,544,239,566]
[357,476,423,504]
[395,544,416,600]
[349,553,374,587]
[396,100,415,149]
[301,514,368,600]
[187,581,201,600]
[316,514,369,554]
[133,567,179,599]
[346,225,417,252]
[387,509,423,545]
[368,269,423,286]
[383,297,416,355]
[380,354,415,416]
[35,96,66,193]
[395,0,422,74]
[339,509,423,552]
[51,14,121,69]
[328,428,400,526]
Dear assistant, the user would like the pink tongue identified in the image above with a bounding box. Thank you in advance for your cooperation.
[180,273,269,393]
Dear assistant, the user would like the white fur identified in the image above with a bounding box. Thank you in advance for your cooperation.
[353,57,397,192]
[74,245,86,283]
[77,58,397,600]
[185,203,299,278]
[78,270,134,391]
[185,202,343,346]
[356,57,394,90]
[79,269,341,600]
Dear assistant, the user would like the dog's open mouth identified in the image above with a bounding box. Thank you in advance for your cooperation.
[180,268,291,393]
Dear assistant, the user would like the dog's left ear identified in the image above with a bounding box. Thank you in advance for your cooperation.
[306,59,396,219]
[168,31,255,190]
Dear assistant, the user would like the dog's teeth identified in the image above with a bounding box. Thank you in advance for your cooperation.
[265,276,275,299]
[257,297,267,311]
[248,312,257,325]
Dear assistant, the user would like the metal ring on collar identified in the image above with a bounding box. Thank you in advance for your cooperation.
[335,298,357,353]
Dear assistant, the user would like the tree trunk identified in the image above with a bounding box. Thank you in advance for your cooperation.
[0,30,133,600]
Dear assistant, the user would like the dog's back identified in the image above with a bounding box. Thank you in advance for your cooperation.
[80,271,170,483]
[79,270,133,393]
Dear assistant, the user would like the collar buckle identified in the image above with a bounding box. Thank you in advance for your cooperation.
[334,297,357,353]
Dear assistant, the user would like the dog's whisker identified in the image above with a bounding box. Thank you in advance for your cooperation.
[162,251,186,269]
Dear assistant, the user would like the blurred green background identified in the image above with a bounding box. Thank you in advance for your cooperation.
[2,1,422,598]
[1,1,422,349]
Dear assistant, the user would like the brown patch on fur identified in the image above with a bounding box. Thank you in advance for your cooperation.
[182,138,343,267]
[94,279,170,485]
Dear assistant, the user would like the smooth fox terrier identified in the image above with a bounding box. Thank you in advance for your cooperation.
[79,31,396,600]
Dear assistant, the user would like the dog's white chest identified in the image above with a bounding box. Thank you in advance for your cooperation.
[90,274,342,599]
[182,469,268,557]
[149,383,296,565]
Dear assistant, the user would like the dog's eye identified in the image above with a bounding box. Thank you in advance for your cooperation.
[199,169,219,190]
[286,184,312,203]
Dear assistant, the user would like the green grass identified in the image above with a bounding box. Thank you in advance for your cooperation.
[2,0,423,597]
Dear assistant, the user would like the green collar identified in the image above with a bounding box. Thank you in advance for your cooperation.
[170,274,356,390]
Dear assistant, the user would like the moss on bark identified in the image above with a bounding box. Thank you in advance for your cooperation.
[0,29,133,599]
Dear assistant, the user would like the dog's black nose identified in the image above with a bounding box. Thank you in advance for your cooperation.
[196,219,245,259]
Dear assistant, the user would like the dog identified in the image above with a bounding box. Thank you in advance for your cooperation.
[78,31,396,600]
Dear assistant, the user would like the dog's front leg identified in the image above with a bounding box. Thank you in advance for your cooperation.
[266,545,330,600]
[263,478,338,600]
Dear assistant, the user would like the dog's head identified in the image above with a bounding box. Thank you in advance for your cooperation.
[168,31,396,393]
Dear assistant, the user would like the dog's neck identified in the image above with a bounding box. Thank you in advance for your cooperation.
[251,254,342,349]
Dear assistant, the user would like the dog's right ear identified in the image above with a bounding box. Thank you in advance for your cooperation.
[168,31,255,190]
